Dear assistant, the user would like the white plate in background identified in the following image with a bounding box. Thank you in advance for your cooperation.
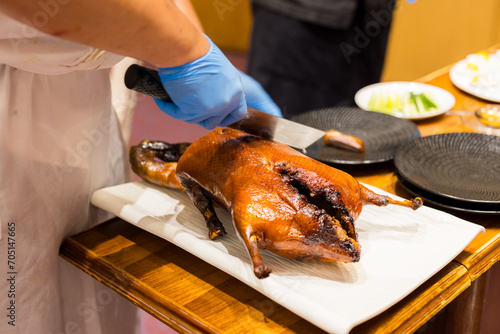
[450,51,500,103]
[355,81,455,120]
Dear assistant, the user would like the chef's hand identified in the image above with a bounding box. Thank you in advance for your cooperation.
[155,35,246,129]
[239,71,283,117]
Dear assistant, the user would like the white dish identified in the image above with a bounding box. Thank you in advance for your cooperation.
[91,181,484,334]
[355,81,455,120]
[450,51,500,103]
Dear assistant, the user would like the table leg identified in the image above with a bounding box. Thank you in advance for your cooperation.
[444,273,488,334]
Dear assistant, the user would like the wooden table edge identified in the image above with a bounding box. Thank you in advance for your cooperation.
[350,260,470,334]
[59,232,219,334]
[455,233,500,281]
[60,218,475,334]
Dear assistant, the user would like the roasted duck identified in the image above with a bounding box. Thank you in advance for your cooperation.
[131,128,422,279]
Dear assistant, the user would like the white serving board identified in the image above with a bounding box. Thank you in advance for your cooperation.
[91,181,484,334]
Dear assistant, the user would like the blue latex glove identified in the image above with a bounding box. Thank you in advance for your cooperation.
[239,71,283,117]
[155,36,246,129]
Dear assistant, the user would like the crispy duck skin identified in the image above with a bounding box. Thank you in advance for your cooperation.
[323,130,366,152]
[130,128,422,279]
[130,140,190,189]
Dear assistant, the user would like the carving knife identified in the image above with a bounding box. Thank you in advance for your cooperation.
[124,64,364,151]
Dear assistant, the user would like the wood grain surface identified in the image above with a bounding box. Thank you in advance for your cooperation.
[61,219,328,334]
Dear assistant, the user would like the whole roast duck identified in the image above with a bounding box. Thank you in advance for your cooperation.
[130,128,422,279]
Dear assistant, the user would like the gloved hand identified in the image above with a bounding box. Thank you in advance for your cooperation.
[155,35,246,129]
[239,71,282,117]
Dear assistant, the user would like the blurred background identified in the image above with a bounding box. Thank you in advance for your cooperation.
[192,0,500,81]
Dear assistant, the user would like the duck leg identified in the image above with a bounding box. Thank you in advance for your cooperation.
[360,184,423,210]
[241,228,272,279]
[181,178,227,240]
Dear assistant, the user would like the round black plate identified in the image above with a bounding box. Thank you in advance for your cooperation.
[397,175,500,214]
[395,133,500,206]
[291,107,421,164]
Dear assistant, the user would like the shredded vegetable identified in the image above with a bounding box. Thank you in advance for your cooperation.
[367,91,438,116]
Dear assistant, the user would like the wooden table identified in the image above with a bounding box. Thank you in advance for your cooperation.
[60,58,500,333]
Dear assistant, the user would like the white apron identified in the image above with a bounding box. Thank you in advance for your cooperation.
[0,14,139,334]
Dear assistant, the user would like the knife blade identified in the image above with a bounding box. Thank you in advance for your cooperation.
[124,64,353,150]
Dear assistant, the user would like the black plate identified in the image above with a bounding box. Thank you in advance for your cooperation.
[291,107,421,164]
[397,175,500,214]
[395,133,500,207]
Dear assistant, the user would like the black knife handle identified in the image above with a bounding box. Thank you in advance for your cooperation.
[124,64,172,102]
